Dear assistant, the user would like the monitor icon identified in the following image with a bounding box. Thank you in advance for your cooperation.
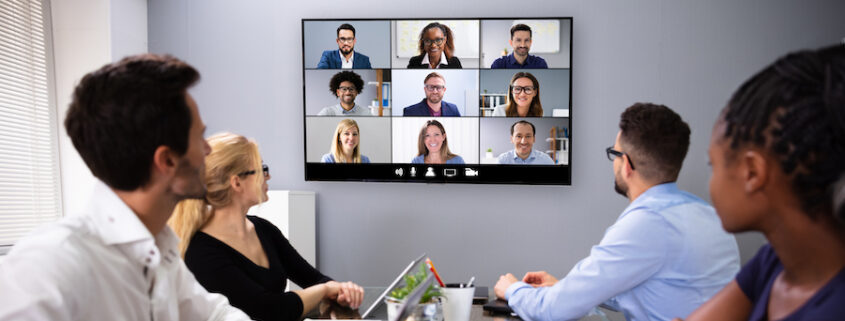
[443,168,457,177]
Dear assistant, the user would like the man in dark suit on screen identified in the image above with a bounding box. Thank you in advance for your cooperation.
[402,72,461,117]
[317,23,372,69]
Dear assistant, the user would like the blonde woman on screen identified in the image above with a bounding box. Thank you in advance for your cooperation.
[493,72,544,117]
[411,119,465,164]
[322,119,371,163]
[169,132,363,321]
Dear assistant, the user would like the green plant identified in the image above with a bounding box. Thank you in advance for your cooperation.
[487,148,492,153]
[389,265,441,303]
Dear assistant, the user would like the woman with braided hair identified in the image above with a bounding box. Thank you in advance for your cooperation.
[683,45,845,320]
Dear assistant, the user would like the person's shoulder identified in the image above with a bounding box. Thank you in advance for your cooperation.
[447,56,462,68]
[535,150,554,161]
[492,105,506,116]
[407,55,424,68]
[361,155,371,163]
[321,49,336,57]
[497,150,512,162]
[491,56,506,68]
[450,155,465,163]
[317,106,336,116]
[321,153,335,163]
[411,155,424,163]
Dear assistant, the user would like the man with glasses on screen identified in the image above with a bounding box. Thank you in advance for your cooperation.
[491,24,548,69]
[498,120,554,164]
[317,23,372,69]
[402,72,461,116]
[318,71,370,116]
[493,103,739,321]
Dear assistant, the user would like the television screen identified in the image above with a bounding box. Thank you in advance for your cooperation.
[302,18,572,185]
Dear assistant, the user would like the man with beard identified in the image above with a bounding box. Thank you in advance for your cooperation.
[490,24,548,69]
[0,54,251,320]
[318,71,370,116]
[493,103,740,321]
[497,120,554,165]
[402,72,461,116]
[317,23,372,69]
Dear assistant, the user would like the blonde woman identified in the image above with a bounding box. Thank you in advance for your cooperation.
[170,133,363,321]
[321,119,371,163]
[492,72,544,117]
[411,119,465,164]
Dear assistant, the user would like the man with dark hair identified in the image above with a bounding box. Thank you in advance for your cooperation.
[494,103,740,321]
[0,54,251,320]
[318,70,370,116]
[498,120,554,164]
[402,72,461,116]
[317,23,372,69]
[490,23,548,69]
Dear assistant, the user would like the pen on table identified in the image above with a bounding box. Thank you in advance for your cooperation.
[425,258,446,287]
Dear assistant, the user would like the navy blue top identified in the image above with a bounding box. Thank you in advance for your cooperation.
[736,244,845,321]
[316,50,372,69]
[402,99,461,116]
[490,53,548,69]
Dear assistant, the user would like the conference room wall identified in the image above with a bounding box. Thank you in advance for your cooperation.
[303,20,391,69]
[148,0,844,287]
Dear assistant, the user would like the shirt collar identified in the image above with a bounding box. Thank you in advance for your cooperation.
[507,53,534,66]
[420,51,449,67]
[337,103,360,114]
[512,149,536,161]
[621,182,679,216]
[339,50,354,62]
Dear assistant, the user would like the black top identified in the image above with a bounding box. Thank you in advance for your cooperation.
[407,54,463,69]
[185,215,332,321]
[736,244,845,321]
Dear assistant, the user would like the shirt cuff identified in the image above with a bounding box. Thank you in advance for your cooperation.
[504,281,532,301]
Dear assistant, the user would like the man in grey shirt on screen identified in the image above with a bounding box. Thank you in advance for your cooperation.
[497,120,555,164]
[318,70,371,116]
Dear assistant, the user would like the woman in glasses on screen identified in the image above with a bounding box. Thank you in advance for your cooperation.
[411,119,465,164]
[407,22,463,69]
[493,72,544,117]
[322,119,371,163]
[169,133,364,321]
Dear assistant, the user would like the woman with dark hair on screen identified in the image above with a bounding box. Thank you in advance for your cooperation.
[411,119,465,164]
[492,72,543,117]
[169,133,364,321]
[407,22,462,69]
[680,45,845,320]
[322,119,371,163]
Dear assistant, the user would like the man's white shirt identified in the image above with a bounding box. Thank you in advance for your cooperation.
[0,181,251,321]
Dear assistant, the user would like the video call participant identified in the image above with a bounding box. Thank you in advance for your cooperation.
[318,71,370,116]
[491,24,549,69]
[407,22,462,69]
[403,72,461,117]
[317,23,372,69]
[494,103,740,321]
[322,119,371,163]
[170,133,364,321]
[493,72,543,117]
[683,46,845,321]
[0,54,252,319]
[498,120,554,165]
[411,119,465,164]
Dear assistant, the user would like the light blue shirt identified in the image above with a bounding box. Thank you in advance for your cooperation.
[410,154,465,164]
[505,183,740,321]
[497,149,555,165]
[321,153,370,163]
[317,103,371,116]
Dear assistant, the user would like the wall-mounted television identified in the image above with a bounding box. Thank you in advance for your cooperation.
[302,18,572,185]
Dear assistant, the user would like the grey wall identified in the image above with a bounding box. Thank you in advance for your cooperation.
[305,117,392,163]
[148,0,845,288]
[480,69,571,116]
[305,69,379,115]
[480,117,569,159]
[303,20,391,69]
[481,19,571,68]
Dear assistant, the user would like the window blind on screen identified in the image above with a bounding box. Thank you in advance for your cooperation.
[0,0,62,253]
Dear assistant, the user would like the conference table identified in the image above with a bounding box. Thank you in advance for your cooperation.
[306,287,624,321]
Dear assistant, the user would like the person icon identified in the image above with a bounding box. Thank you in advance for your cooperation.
[425,167,435,177]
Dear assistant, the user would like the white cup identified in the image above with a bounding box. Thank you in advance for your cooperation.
[440,284,473,321]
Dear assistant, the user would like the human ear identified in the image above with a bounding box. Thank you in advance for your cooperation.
[229,175,243,192]
[151,146,178,177]
[741,150,768,193]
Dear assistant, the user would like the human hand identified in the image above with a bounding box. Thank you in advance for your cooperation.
[522,271,558,288]
[494,273,519,300]
[334,281,364,309]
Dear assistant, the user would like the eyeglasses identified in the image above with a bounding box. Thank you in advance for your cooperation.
[423,37,445,46]
[338,86,357,93]
[511,86,536,95]
[239,164,270,178]
[338,37,355,43]
[424,85,445,92]
[606,147,635,170]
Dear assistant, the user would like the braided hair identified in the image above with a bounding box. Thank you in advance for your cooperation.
[722,45,845,226]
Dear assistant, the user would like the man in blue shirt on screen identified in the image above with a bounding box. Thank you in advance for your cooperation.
[317,23,372,69]
[494,103,740,321]
[498,120,554,165]
[490,24,548,69]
